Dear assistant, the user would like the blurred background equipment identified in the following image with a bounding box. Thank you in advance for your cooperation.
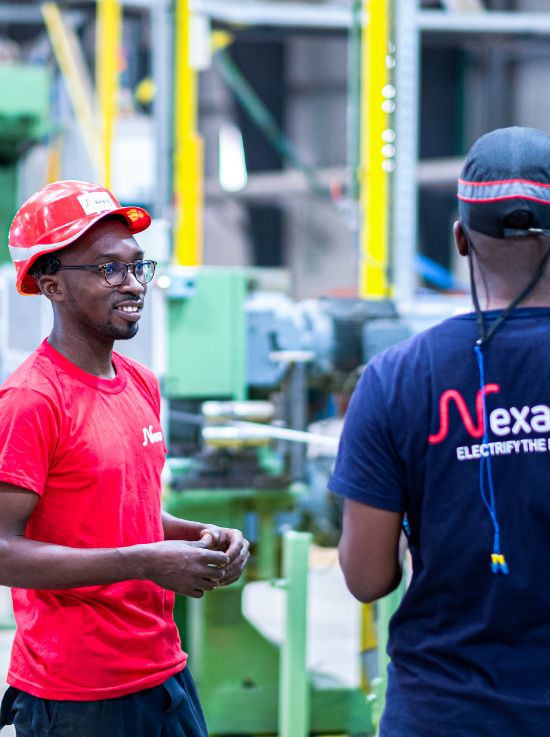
[0,59,50,261]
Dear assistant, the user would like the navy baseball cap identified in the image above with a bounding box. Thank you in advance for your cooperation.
[458,127,550,239]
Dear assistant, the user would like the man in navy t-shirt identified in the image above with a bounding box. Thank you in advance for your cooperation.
[330,127,550,737]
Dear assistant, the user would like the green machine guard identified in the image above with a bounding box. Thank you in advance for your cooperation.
[165,488,375,736]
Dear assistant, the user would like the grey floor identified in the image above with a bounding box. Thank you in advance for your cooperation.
[0,549,361,736]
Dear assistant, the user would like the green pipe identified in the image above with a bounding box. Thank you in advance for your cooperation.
[371,578,406,733]
[279,530,312,737]
[257,510,277,581]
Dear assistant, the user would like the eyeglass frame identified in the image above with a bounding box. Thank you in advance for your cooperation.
[54,259,158,286]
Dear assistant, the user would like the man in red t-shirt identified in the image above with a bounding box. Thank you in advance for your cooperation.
[0,181,250,737]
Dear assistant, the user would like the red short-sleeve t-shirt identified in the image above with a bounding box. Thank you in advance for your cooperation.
[0,339,187,700]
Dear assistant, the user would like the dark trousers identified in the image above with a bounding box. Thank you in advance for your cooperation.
[0,668,208,737]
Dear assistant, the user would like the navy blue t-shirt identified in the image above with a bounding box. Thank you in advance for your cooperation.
[329,308,550,737]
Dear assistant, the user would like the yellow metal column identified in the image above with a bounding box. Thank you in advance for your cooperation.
[96,0,122,188]
[360,598,377,690]
[173,0,204,266]
[359,0,391,298]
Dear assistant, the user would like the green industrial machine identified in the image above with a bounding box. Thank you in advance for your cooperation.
[163,268,375,735]
[165,484,373,736]
[0,63,51,261]
[164,268,247,401]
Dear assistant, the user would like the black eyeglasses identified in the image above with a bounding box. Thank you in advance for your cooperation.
[56,260,157,287]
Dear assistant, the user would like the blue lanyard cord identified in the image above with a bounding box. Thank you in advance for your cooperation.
[474,344,509,575]
[464,234,550,577]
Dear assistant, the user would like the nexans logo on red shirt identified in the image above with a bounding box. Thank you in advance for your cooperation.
[142,425,163,447]
[429,385,550,444]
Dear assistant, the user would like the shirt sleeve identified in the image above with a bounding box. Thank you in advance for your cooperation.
[328,362,406,513]
[0,387,59,496]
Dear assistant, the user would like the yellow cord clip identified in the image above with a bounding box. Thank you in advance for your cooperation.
[491,553,509,575]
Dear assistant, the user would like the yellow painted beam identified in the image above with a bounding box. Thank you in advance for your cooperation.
[360,602,377,690]
[96,0,122,188]
[173,0,203,266]
[45,136,63,184]
[359,0,391,298]
[41,3,102,180]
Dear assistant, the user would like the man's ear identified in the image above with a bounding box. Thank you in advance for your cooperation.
[453,221,469,257]
[37,275,63,302]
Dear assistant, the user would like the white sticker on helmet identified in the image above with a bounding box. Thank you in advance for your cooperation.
[77,191,117,215]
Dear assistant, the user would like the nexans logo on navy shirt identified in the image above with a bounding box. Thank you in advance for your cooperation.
[429,385,550,461]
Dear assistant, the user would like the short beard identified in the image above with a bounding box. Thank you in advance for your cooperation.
[62,280,142,342]
[97,320,139,341]
[77,315,140,342]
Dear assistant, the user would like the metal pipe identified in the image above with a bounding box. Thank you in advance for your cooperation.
[170,409,339,448]
[392,0,420,305]
[278,530,311,737]
[123,2,550,34]
[96,0,122,187]
[418,10,550,35]
[204,167,346,201]
[202,159,463,201]
[346,0,362,249]
[0,6,48,22]
[191,0,355,29]
[348,0,363,188]
[288,360,308,481]
[347,0,362,202]
[202,423,339,449]
[201,400,275,421]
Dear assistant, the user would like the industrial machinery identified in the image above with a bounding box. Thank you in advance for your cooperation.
[157,267,410,735]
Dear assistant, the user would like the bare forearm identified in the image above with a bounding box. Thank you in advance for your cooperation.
[162,511,205,541]
[341,558,402,603]
[0,486,229,594]
[0,536,149,590]
[339,542,403,603]
[339,500,405,603]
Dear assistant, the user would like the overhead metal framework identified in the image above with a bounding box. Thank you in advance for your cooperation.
[185,2,550,35]
[0,6,44,23]
[32,0,550,298]
[393,2,550,305]
[418,11,550,35]
[190,1,354,29]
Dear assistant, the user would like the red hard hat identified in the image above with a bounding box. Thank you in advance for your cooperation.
[9,180,152,295]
